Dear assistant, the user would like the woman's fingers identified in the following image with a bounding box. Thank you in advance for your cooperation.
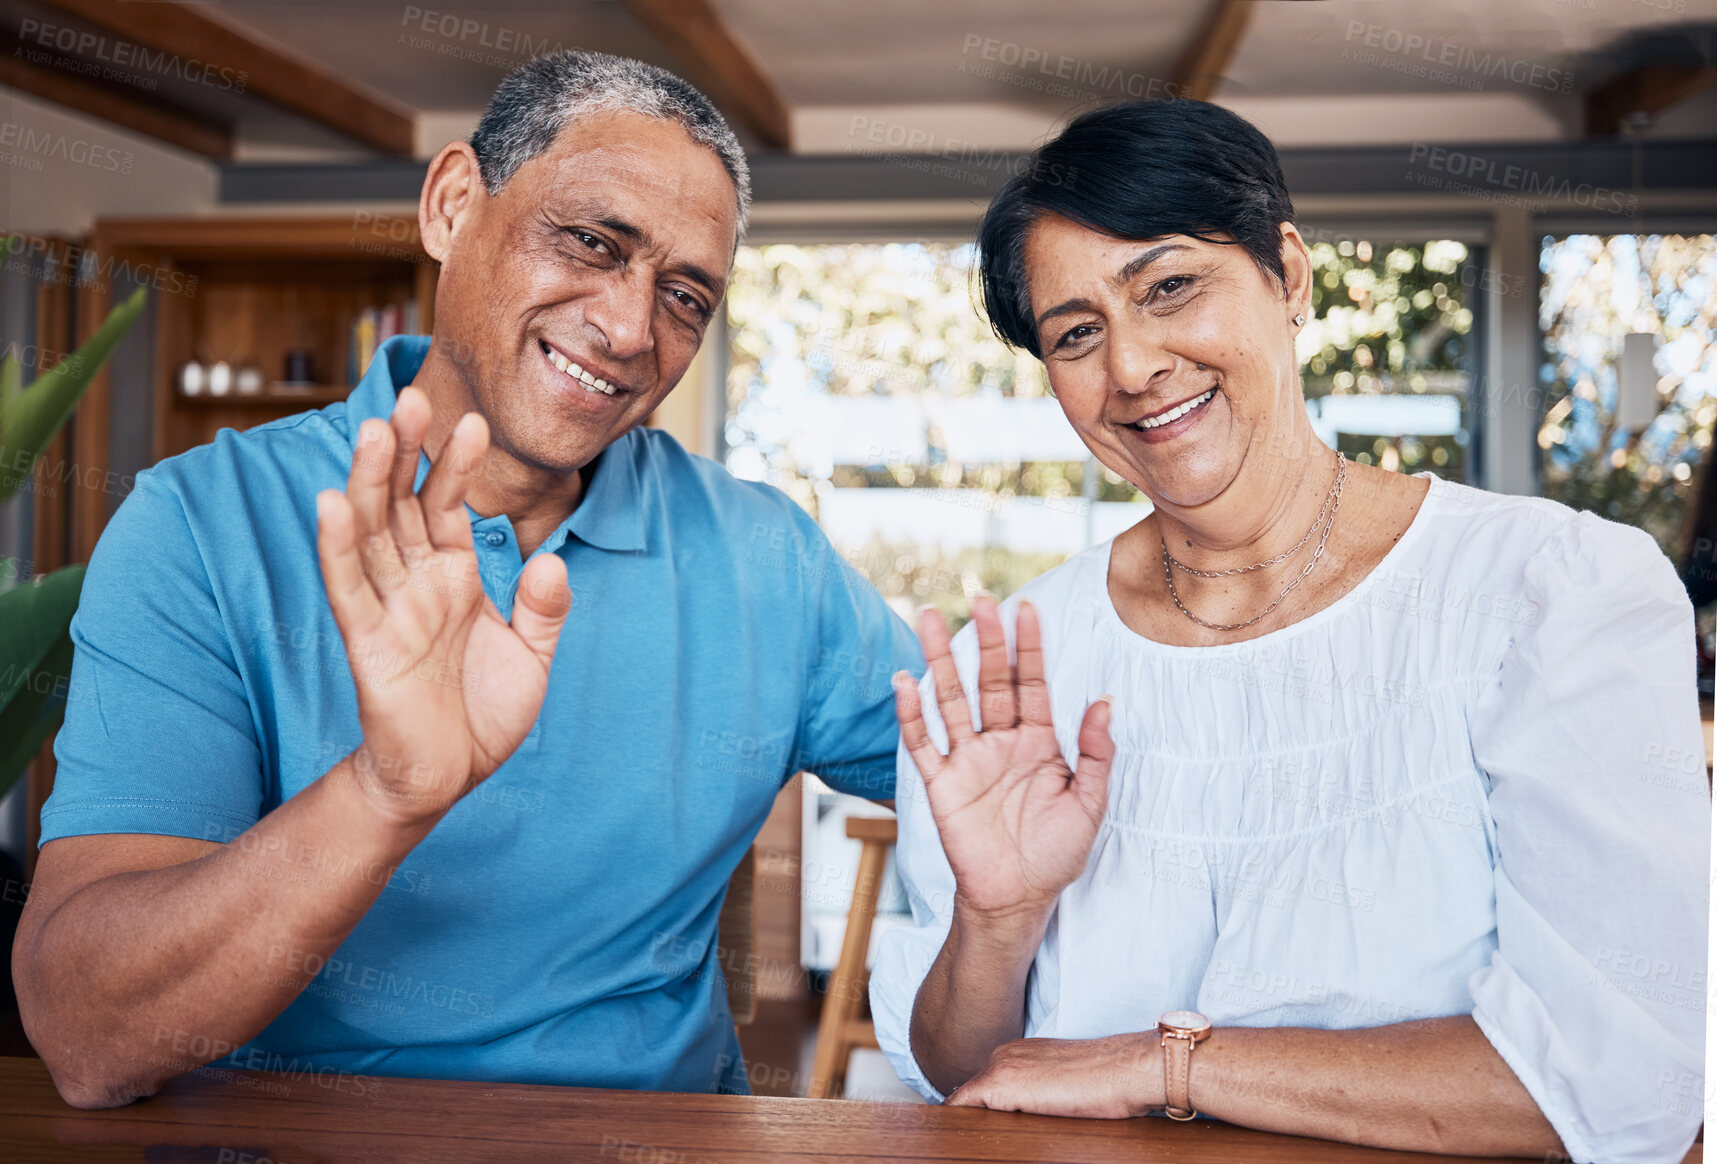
[1071,696,1115,824]
[316,489,385,639]
[419,411,487,551]
[511,552,572,668]
[971,594,1015,732]
[892,671,943,783]
[918,606,975,745]
[944,1081,984,1107]
[1014,601,1052,727]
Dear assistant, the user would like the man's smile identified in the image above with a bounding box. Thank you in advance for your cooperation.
[539,338,627,397]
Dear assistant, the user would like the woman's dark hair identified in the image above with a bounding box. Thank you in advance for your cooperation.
[977,100,1295,357]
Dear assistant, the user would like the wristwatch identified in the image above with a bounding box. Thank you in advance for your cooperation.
[1156,1010,1213,1120]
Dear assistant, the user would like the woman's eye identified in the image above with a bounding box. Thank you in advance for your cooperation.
[1055,323,1098,351]
[1154,275,1193,298]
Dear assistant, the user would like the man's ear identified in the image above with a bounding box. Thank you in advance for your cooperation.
[419,141,485,265]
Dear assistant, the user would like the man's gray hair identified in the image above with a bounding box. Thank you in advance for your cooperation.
[470,50,751,232]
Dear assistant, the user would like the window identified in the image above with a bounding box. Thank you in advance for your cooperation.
[1298,237,1477,480]
[725,241,1137,628]
[726,236,1481,629]
[1539,233,1717,555]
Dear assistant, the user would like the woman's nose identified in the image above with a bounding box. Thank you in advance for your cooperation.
[1104,321,1175,396]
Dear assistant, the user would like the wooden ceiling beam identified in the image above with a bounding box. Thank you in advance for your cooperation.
[1585,62,1717,136]
[1173,0,1254,103]
[0,28,232,159]
[624,0,791,150]
[28,0,414,155]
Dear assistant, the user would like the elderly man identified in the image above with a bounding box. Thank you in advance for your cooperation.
[14,52,920,1107]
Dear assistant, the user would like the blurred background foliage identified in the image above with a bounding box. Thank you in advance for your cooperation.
[725,239,1479,627]
[1539,233,1717,556]
[1297,237,1474,479]
[723,234,1717,625]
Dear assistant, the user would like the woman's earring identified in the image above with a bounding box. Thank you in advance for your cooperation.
[1294,313,1306,327]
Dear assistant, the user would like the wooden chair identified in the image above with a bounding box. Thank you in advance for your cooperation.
[807,815,896,1099]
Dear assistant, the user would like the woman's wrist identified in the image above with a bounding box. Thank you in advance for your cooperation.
[1129,1029,1168,1115]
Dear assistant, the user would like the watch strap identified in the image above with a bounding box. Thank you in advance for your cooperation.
[1162,1032,1195,1120]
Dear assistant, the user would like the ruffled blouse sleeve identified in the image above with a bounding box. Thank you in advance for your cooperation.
[1467,509,1709,1164]
[868,661,963,1103]
[869,586,1032,1104]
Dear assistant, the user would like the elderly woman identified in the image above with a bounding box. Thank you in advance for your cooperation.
[870,99,1708,1164]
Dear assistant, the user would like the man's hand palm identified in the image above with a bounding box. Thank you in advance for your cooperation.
[460,604,556,774]
[316,389,571,823]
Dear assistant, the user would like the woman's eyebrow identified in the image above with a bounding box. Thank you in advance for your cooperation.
[1035,296,1095,331]
[1033,242,1191,332]
[1116,242,1190,285]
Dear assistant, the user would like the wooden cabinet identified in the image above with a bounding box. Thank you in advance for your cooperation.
[83,214,436,477]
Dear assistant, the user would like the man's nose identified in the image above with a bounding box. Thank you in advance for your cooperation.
[584,268,656,361]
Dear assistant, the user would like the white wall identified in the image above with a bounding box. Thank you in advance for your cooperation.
[0,86,216,238]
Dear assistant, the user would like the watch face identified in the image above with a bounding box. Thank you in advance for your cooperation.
[1160,1010,1212,1033]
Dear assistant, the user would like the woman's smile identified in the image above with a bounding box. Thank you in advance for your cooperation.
[1121,384,1222,444]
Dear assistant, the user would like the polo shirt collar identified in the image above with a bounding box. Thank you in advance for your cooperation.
[345,335,647,554]
[564,434,645,552]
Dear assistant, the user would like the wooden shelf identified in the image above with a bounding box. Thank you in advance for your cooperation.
[83,215,437,462]
[175,388,349,408]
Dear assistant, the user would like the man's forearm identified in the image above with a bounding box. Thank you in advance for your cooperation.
[909,906,1048,1096]
[16,753,443,1108]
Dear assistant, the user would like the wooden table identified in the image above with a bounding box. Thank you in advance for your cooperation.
[0,1056,1700,1163]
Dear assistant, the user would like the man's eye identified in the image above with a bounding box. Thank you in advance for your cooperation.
[561,228,608,255]
[668,289,709,319]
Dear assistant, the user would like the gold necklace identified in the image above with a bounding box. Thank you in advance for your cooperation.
[1160,452,1346,633]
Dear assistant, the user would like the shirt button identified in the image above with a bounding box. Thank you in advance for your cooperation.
[485,532,506,547]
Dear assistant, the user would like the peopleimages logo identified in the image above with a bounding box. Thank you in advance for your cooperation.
[0,122,133,174]
[958,33,1183,102]
[398,6,575,64]
[1343,21,1574,94]
[1406,144,1639,215]
[16,18,248,92]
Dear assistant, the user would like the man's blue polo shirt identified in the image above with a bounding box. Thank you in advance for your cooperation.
[42,335,923,1093]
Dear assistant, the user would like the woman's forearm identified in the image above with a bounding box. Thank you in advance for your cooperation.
[909,905,1049,1095]
[1190,1017,1565,1158]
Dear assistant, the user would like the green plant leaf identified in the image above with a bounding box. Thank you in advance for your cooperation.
[0,564,84,800]
[0,285,147,504]
[0,352,20,413]
[0,634,72,804]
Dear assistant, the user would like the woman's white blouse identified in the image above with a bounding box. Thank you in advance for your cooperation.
[871,474,1709,1164]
